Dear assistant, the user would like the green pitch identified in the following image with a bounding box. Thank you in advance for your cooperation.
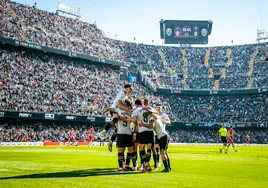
[0,146,267,188]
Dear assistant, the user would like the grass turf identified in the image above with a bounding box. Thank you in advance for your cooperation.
[0,145,267,188]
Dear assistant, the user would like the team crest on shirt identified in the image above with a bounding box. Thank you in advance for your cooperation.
[166,28,172,36]
[201,29,208,37]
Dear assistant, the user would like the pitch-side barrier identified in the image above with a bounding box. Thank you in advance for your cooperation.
[0,142,267,147]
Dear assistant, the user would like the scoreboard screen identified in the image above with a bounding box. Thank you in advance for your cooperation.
[174,25,199,39]
[160,20,213,44]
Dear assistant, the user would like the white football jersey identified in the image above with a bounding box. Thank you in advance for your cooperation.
[133,107,154,133]
[110,90,128,109]
[131,107,142,117]
[117,111,132,135]
[130,122,135,133]
[160,113,170,128]
[154,117,168,139]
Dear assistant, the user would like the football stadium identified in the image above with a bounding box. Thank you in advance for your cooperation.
[0,0,268,187]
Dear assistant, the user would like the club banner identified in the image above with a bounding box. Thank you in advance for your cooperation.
[0,142,44,146]
[1,111,100,123]
[1,111,267,127]
[43,141,106,146]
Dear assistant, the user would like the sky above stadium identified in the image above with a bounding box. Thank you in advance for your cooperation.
[13,0,268,46]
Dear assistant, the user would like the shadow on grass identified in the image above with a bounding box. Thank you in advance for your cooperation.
[0,168,141,180]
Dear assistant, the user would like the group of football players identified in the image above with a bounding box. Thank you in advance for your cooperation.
[101,84,172,173]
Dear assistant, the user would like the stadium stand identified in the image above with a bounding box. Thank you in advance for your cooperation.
[169,129,268,144]
[0,0,267,136]
[1,0,268,91]
[167,95,268,123]
[0,46,164,116]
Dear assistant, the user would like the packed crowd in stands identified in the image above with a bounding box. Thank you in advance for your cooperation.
[166,95,268,122]
[0,46,267,122]
[0,0,121,60]
[167,95,268,122]
[0,123,107,142]
[1,0,267,91]
[0,123,267,144]
[0,47,165,116]
[0,0,268,125]
[252,60,268,89]
[169,129,268,144]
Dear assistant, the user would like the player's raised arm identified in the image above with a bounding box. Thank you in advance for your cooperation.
[117,101,133,112]
[119,115,137,123]
[163,114,171,124]
[151,111,162,120]
[102,107,115,118]
[164,120,171,125]
[139,118,155,129]
[119,98,144,123]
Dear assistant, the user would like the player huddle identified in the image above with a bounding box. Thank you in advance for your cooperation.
[101,84,172,173]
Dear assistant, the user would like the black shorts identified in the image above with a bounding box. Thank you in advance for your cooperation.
[154,135,159,145]
[116,134,133,148]
[139,131,154,144]
[221,136,227,143]
[159,135,169,150]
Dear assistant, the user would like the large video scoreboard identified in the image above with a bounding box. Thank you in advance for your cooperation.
[160,20,213,44]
